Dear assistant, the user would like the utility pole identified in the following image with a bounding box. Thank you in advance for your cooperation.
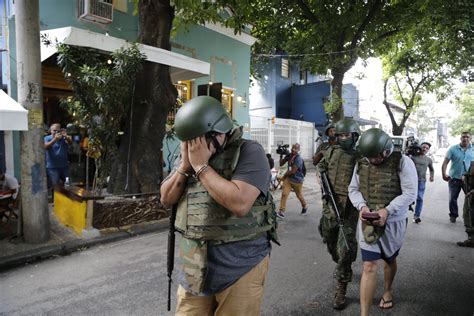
[15,0,50,243]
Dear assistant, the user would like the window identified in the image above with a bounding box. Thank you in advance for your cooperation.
[221,88,234,115]
[168,80,191,126]
[281,58,289,78]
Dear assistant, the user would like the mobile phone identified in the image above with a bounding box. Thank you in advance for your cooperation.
[362,212,380,222]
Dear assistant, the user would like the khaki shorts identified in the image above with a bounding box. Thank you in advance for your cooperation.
[176,255,270,316]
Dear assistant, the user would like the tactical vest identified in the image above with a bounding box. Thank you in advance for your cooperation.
[356,152,402,244]
[175,128,277,293]
[326,145,357,197]
[175,129,276,243]
[356,152,402,210]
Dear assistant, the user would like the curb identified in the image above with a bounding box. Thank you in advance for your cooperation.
[0,220,170,272]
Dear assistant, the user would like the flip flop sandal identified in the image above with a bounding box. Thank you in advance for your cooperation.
[379,296,393,309]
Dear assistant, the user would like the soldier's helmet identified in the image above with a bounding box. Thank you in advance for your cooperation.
[324,123,336,136]
[335,118,361,136]
[174,96,233,141]
[358,128,394,158]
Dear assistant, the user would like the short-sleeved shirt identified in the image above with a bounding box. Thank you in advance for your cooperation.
[410,155,434,182]
[446,143,473,180]
[288,154,305,183]
[44,135,69,169]
[179,139,272,295]
[0,173,19,199]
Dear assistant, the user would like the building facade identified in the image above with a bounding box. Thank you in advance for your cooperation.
[0,0,256,179]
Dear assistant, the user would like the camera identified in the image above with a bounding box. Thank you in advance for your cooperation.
[405,136,422,156]
[276,144,290,157]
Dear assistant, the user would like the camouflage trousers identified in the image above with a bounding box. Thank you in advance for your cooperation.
[320,200,358,283]
[463,192,474,237]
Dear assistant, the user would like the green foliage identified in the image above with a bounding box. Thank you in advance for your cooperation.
[56,44,145,190]
[450,84,474,136]
[323,93,343,118]
[379,0,472,134]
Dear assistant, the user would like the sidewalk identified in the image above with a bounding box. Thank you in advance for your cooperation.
[0,168,319,272]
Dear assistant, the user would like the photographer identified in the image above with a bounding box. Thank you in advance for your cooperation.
[277,143,307,218]
[44,123,72,188]
[410,142,434,223]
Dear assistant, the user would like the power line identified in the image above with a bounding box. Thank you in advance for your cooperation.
[255,48,357,58]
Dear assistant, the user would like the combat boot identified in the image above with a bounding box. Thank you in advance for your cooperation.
[333,281,348,310]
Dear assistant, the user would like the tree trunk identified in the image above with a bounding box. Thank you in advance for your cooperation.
[330,70,344,121]
[109,0,177,194]
[330,58,356,121]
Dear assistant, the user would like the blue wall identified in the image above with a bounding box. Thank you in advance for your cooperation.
[291,81,330,129]
[250,57,329,129]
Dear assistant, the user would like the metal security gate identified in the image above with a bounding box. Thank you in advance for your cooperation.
[249,116,315,159]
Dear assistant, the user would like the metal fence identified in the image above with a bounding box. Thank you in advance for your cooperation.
[249,116,315,159]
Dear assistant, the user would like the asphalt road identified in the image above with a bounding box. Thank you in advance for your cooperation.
[0,162,473,315]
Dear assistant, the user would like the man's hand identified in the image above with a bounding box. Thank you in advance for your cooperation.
[442,174,451,182]
[359,206,371,222]
[188,136,214,171]
[179,142,192,172]
[373,208,388,227]
[53,132,62,141]
[429,176,434,182]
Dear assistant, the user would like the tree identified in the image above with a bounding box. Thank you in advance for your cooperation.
[56,44,145,191]
[109,0,254,194]
[380,0,472,135]
[246,0,415,121]
[450,83,474,136]
[109,0,178,194]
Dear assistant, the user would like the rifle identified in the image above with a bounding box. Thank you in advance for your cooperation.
[167,204,178,311]
[320,171,349,250]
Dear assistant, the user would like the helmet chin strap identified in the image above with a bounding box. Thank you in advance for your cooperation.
[210,134,227,154]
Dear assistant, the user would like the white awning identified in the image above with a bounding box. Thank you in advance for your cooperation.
[0,90,28,131]
[40,27,210,82]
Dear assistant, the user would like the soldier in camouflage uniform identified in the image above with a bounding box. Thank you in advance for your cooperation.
[160,96,279,315]
[318,118,361,310]
[457,161,474,247]
[348,128,417,316]
[312,123,337,166]
[314,124,337,240]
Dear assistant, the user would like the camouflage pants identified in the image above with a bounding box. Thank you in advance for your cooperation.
[463,192,474,237]
[320,200,358,283]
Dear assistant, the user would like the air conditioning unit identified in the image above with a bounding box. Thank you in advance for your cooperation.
[78,0,113,24]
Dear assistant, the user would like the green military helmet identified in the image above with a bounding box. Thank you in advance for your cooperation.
[174,96,234,141]
[335,118,361,136]
[358,128,394,158]
[324,123,336,136]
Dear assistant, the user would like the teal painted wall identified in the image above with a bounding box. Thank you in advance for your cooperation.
[163,25,253,171]
[38,0,138,41]
[173,24,252,128]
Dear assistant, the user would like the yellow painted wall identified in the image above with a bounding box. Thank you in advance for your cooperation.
[54,192,87,235]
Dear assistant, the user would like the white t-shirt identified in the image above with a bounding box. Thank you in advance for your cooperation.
[0,173,19,199]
